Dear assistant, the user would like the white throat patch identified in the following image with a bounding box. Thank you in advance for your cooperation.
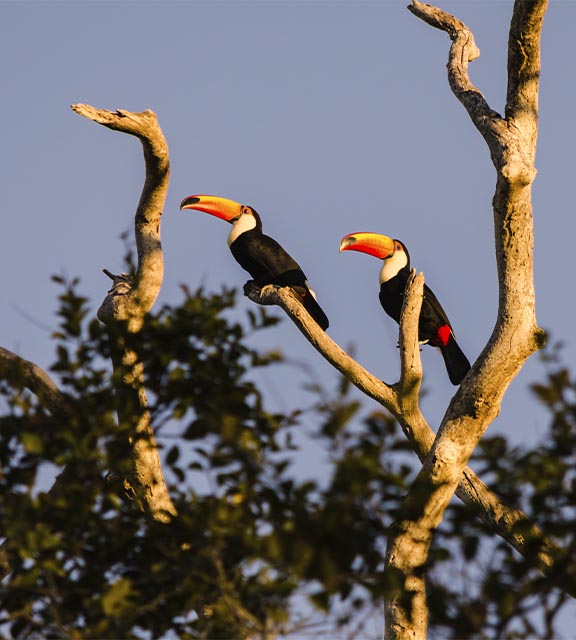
[227,213,257,246]
[379,248,408,284]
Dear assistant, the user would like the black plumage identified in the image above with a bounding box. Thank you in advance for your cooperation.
[379,261,470,386]
[340,232,470,385]
[180,195,329,330]
[230,209,329,330]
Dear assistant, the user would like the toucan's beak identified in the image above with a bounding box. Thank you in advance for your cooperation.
[180,194,243,223]
[339,232,396,259]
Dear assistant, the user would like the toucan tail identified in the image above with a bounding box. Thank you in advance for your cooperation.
[440,335,471,385]
[292,286,329,330]
[303,294,329,330]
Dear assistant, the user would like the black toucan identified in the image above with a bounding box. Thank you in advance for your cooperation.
[180,194,329,330]
[339,232,470,385]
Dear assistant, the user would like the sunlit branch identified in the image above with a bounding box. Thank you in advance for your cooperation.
[383,2,550,636]
[72,104,176,522]
[243,279,562,586]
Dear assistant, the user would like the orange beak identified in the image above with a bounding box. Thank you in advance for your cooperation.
[180,194,243,223]
[339,232,396,259]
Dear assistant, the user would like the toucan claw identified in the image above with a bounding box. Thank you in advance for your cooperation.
[243,280,258,297]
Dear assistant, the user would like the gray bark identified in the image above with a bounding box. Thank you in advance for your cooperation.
[0,4,563,633]
[72,104,176,522]
[246,274,562,588]
[245,3,560,636]
[382,2,548,637]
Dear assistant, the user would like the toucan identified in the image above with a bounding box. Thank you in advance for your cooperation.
[180,194,329,330]
[339,232,470,385]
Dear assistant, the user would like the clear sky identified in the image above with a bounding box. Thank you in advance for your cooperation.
[1,0,574,633]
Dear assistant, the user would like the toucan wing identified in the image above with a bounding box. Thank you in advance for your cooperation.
[231,233,305,286]
[423,283,470,384]
[231,233,329,330]
[421,283,454,336]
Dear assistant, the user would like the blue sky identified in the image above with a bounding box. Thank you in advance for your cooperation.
[1,0,575,633]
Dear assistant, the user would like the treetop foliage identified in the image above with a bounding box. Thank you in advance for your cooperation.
[0,278,574,638]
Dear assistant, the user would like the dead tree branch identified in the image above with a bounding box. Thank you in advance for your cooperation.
[72,104,176,522]
[0,347,70,418]
[71,105,168,331]
[245,4,558,635]
[381,2,549,637]
[244,275,564,587]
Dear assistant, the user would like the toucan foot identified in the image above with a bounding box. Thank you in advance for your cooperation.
[244,281,279,307]
[243,280,258,297]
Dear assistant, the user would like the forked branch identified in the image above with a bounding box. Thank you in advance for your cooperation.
[382,2,549,637]
[243,275,563,587]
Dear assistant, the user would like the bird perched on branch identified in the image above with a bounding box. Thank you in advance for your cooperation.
[180,194,329,330]
[339,232,470,385]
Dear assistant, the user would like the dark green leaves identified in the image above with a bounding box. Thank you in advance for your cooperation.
[1,279,575,639]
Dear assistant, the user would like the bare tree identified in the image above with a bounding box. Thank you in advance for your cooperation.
[0,1,572,638]
[383,2,547,636]
[250,0,560,637]
[0,105,178,524]
[70,105,176,523]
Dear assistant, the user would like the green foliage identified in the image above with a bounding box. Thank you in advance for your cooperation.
[0,280,407,638]
[0,282,574,639]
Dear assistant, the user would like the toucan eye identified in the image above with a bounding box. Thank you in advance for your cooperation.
[242,206,252,215]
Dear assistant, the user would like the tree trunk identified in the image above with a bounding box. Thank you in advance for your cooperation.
[383,2,548,637]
